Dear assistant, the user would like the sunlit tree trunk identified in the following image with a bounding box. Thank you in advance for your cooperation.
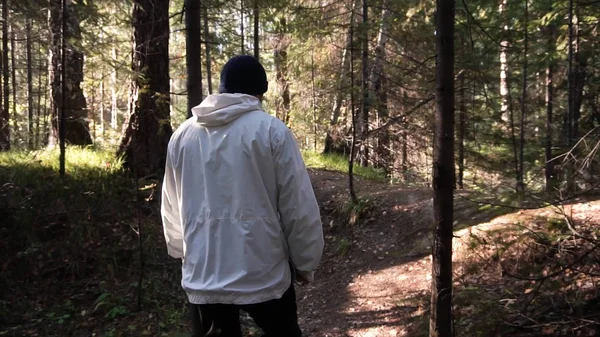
[499,0,509,123]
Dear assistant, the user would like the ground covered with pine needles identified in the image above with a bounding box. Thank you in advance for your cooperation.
[1,148,599,336]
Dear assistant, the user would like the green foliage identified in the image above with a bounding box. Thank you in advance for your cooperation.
[302,150,386,181]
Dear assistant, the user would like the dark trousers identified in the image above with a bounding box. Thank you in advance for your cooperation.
[189,284,302,337]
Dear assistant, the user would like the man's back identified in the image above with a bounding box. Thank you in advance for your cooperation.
[161,93,323,305]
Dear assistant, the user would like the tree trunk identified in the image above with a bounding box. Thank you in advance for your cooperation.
[323,16,353,154]
[100,79,105,137]
[26,19,35,149]
[370,0,391,171]
[311,51,317,150]
[359,0,369,167]
[48,0,92,146]
[430,0,455,335]
[240,0,245,54]
[499,0,509,123]
[457,72,466,190]
[10,25,16,139]
[348,8,358,204]
[402,130,408,183]
[110,47,118,129]
[545,22,555,192]
[565,0,575,192]
[186,0,203,118]
[36,43,44,148]
[118,0,173,177]
[273,17,290,125]
[203,3,212,94]
[517,0,528,193]
[253,0,259,60]
[0,0,9,151]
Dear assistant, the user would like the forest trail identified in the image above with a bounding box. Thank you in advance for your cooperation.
[296,169,435,337]
[293,169,511,337]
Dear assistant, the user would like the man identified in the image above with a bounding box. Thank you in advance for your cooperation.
[161,55,324,337]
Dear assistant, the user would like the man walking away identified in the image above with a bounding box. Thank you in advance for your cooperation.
[161,55,324,337]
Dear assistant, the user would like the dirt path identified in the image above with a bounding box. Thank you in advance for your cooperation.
[296,170,435,337]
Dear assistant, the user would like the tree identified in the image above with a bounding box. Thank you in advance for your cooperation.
[118,0,173,176]
[203,3,212,95]
[429,0,455,335]
[26,19,34,149]
[545,9,556,192]
[359,0,369,167]
[517,0,528,193]
[0,0,8,151]
[253,0,259,59]
[48,0,92,146]
[370,0,391,170]
[273,17,290,125]
[185,0,203,118]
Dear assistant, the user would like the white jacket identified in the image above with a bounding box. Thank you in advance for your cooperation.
[161,93,324,305]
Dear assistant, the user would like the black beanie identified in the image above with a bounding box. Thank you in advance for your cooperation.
[218,55,268,96]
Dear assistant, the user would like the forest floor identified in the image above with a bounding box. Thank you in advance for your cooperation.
[1,152,600,337]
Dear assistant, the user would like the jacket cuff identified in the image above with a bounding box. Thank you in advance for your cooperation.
[296,270,315,282]
[167,243,184,259]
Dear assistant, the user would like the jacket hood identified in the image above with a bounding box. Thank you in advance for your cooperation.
[192,93,262,127]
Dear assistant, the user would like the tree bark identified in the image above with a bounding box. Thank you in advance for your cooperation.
[118,0,173,177]
[110,47,118,129]
[0,0,9,151]
[273,17,290,125]
[324,19,352,154]
[48,0,92,146]
[203,3,212,94]
[240,0,245,54]
[565,0,575,192]
[545,22,556,192]
[348,8,358,204]
[517,0,528,193]
[430,0,455,335]
[457,71,466,190]
[26,19,35,149]
[186,0,203,118]
[499,0,509,123]
[253,0,259,60]
[359,0,369,167]
[10,25,16,139]
[402,130,408,183]
[36,42,44,148]
[370,0,391,171]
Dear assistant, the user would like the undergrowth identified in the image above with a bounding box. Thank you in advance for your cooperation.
[0,147,186,336]
[302,150,386,182]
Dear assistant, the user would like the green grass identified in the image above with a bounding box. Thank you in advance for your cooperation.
[302,150,386,181]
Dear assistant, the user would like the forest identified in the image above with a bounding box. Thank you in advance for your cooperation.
[0,0,599,336]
